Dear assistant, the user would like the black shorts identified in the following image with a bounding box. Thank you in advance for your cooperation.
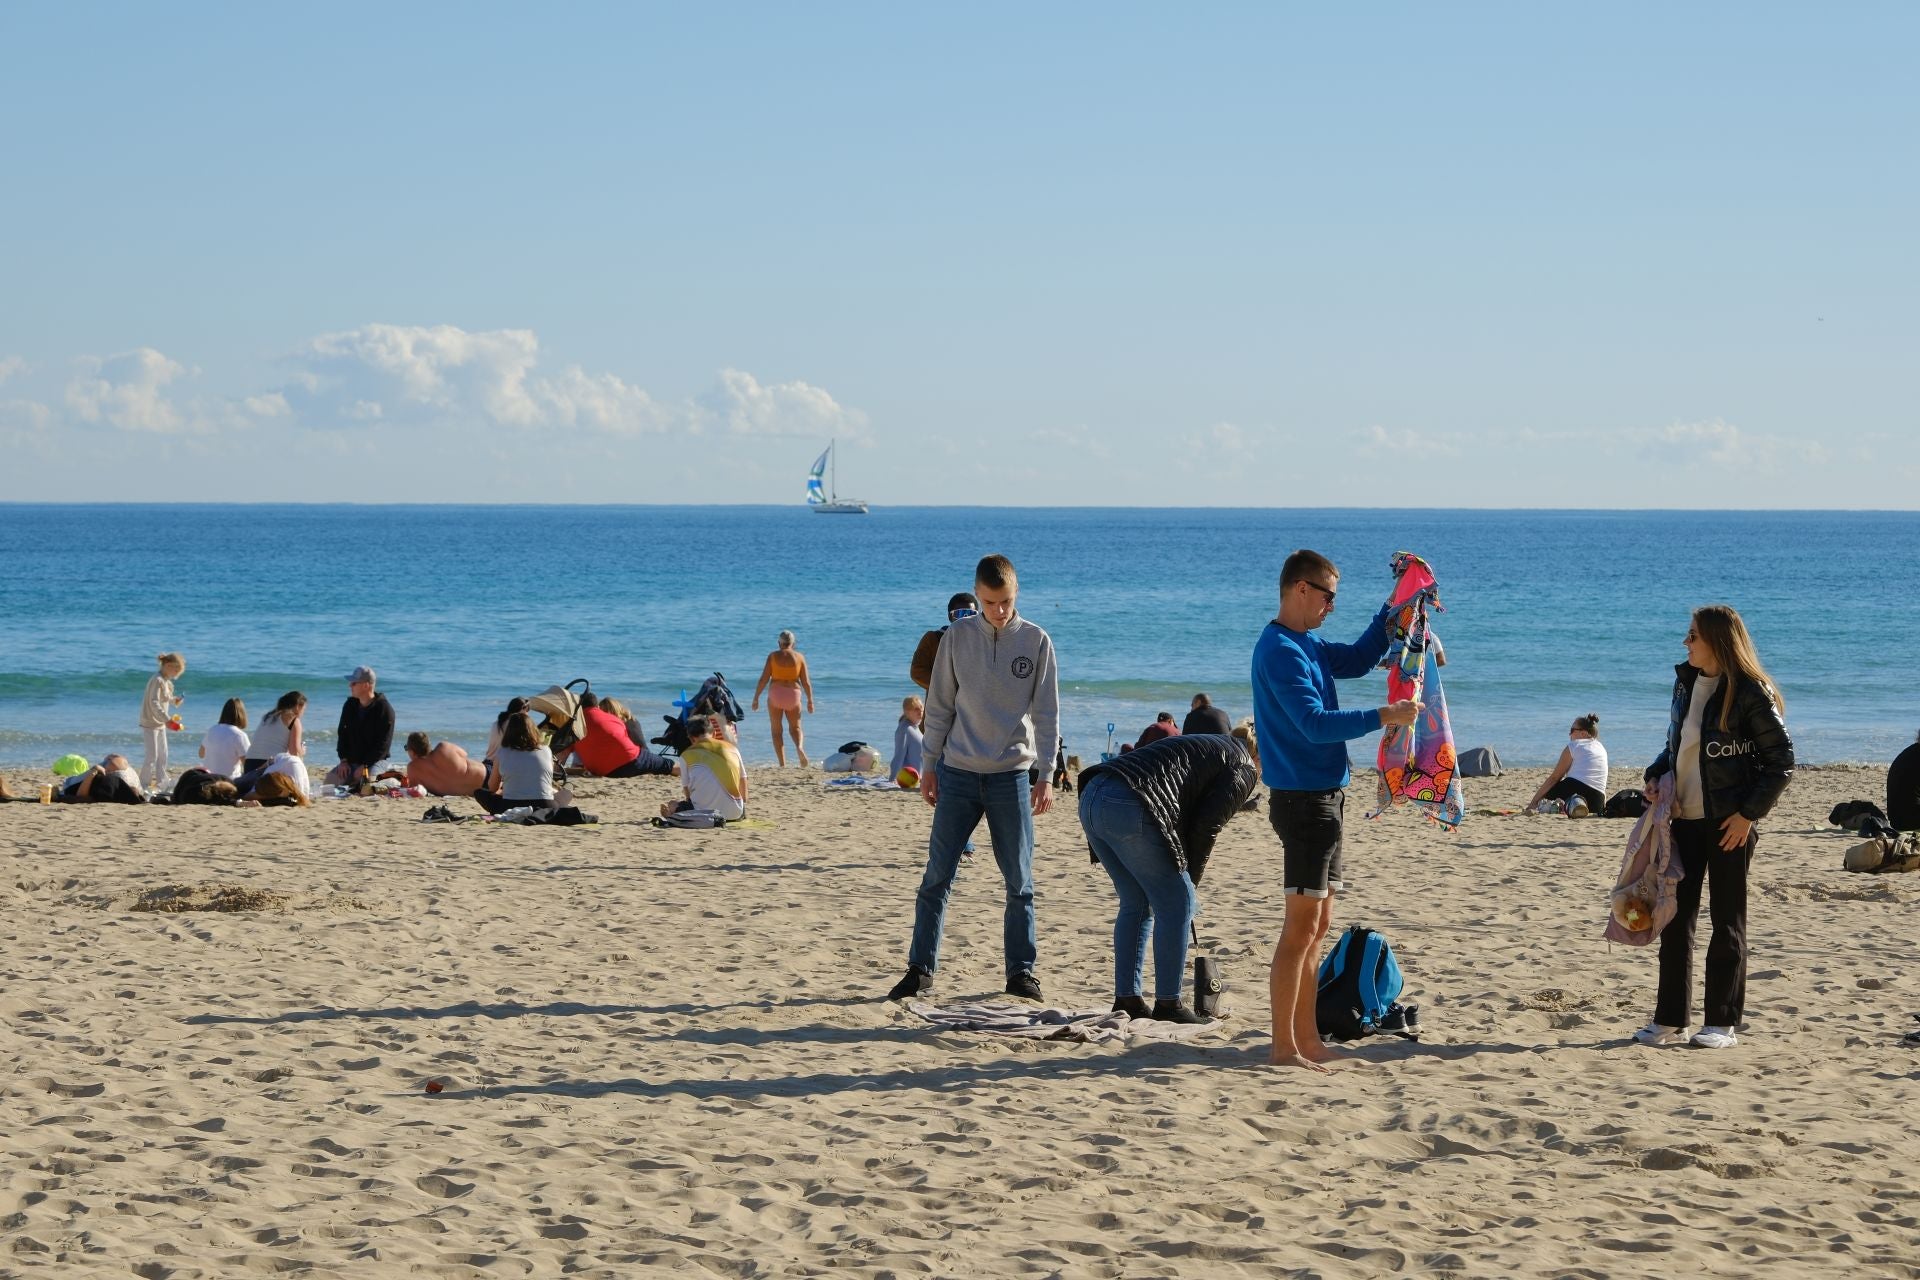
[1268,788,1345,897]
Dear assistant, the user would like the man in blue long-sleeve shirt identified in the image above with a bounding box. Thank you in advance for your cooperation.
[1252,550,1419,1071]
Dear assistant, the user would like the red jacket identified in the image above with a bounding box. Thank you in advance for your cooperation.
[572,707,641,775]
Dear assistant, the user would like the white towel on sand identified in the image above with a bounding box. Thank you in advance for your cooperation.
[904,1000,1217,1043]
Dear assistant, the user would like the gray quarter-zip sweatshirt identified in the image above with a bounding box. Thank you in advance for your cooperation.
[921,610,1060,776]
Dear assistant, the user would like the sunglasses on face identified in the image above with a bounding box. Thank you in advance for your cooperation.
[950,607,977,621]
[1303,581,1336,605]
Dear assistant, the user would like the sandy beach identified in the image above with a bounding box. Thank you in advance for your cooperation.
[3,762,1917,1277]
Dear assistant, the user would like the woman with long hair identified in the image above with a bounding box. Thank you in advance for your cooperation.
[1634,605,1794,1051]
[245,691,306,772]
[751,630,815,767]
[198,697,252,779]
[476,710,556,815]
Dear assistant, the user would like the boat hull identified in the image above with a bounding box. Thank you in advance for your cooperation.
[809,501,869,515]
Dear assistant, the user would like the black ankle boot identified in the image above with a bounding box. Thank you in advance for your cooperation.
[1112,995,1151,1019]
[1151,999,1209,1024]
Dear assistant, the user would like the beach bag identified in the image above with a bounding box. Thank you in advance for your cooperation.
[822,746,878,773]
[1604,778,1680,945]
[1603,789,1648,819]
[655,807,727,829]
[1315,925,1406,1041]
[1457,746,1502,778]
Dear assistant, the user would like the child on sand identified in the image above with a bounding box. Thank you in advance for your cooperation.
[139,652,186,790]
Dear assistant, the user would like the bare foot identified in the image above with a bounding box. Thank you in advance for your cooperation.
[1304,1043,1356,1064]
[797,752,811,768]
[1267,1050,1331,1073]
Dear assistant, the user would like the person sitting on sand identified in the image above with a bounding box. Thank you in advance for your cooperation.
[383,731,490,796]
[1182,693,1234,737]
[661,715,748,821]
[1135,712,1180,749]
[198,698,251,779]
[327,666,395,787]
[891,695,926,782]
[56,754,148,804]
[1889,732,1920,832]
[246,691,306,772]
[567,693,676,778]
[1526,714,1610,817]
[476,711,556,815]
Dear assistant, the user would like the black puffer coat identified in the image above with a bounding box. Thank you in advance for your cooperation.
[1077,734,1258,883]
[1645,662,1794,825]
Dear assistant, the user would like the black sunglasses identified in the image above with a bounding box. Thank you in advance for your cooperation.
[1302,581,1336,605]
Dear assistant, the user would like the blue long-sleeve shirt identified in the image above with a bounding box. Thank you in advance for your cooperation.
[1251,608,1392,790]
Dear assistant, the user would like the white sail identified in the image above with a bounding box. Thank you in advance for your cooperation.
[806,448,830,505]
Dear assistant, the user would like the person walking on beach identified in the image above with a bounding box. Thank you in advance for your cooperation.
[1525,714,1610,817]
[888,554,1060,1003]
[138,651,186,790]
[1634,605,1793,1050]
[1077,724,1260,1023]
[1253,550,1420,1071]
[327,666,395,787]
[751,631,815,767]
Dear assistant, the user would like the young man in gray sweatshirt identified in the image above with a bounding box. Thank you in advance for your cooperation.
[888,554,1060,1002]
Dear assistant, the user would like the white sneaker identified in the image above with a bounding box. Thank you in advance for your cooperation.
[1691,1026,1739,1049]
[1632,1022,1690,1047]
[1567,796,1591,819]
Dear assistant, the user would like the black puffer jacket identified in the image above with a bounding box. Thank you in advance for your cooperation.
[1645,662,1794,824]
[1077,734,1258,883]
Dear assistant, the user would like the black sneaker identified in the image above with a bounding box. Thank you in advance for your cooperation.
[886,966,932,1001]
[1005,971,1043,1001]
[1150,999,1210,1024]
[1111,995,1151,1019]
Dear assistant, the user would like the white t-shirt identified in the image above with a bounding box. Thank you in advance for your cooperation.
[200,723,251,778]
[1673,674,1721,820]
[685,756,747,820]
[250,714,294,759]
[262,752,312,800]
[1565,737,1609,793]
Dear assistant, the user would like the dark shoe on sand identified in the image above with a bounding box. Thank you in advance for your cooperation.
[886,966,932,1001]
[1150,999,1210,1024]
[1005,971,1043,1001]
[1112,996,1151,1019]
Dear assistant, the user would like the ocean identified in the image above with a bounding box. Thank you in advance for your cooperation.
[1,505,1914,776]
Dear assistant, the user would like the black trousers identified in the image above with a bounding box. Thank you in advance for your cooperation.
[1543,777,1605,809]
[471,791,555,816]
[1655,816,1755,1029]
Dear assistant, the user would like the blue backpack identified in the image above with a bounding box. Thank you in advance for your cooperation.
[1316,925,1414,1041]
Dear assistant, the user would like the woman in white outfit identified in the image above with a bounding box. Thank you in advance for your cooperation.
[1526,713,1609,817]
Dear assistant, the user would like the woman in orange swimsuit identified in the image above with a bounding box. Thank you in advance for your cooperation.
[751,630,815,767]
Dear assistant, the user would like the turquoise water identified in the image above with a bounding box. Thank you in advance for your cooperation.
[1,505,1914,774]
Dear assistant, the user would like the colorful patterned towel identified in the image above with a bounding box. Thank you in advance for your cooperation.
[1369,552,1466,829]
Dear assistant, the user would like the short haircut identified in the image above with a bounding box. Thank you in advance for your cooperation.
[1280,549,1338,591]
[902,694,924,713]
[689,715,714,739]
[219,697,248,730]
[976,554,1017,590]
[579,691,600,710]
[405,731,431,756]
[778,630,795,647]
[500,711,542,753]
[1191,692,1211,709]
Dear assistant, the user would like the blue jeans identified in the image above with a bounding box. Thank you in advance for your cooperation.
[908,763,1037,979]
[1079,773,1196,1001]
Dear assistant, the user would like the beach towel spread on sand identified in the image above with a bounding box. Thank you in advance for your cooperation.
[1604,776,1680,946]
[1369,552,1466,829]
[823,775,901,790]
[904,1001,1216,1044]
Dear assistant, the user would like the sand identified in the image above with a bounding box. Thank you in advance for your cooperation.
[3,761,1918,1277]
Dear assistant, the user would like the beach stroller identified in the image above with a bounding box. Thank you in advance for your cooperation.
[651,671,746,756]
[527,679,591,784]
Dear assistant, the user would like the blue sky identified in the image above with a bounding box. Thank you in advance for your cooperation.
[2,4,1914,505]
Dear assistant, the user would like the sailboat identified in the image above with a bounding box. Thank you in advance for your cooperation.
[806,441,868,515]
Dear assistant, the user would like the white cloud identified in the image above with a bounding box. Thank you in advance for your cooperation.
[65,348,190,433]
[1036,422,1112,460]
[275,324,861,439]
[0,355,27,386]
[1354,423,1461,457]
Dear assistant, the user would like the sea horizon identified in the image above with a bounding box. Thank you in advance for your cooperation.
[4,504,1916,775]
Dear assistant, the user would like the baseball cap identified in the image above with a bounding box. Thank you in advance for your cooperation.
[346,665,376,684]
